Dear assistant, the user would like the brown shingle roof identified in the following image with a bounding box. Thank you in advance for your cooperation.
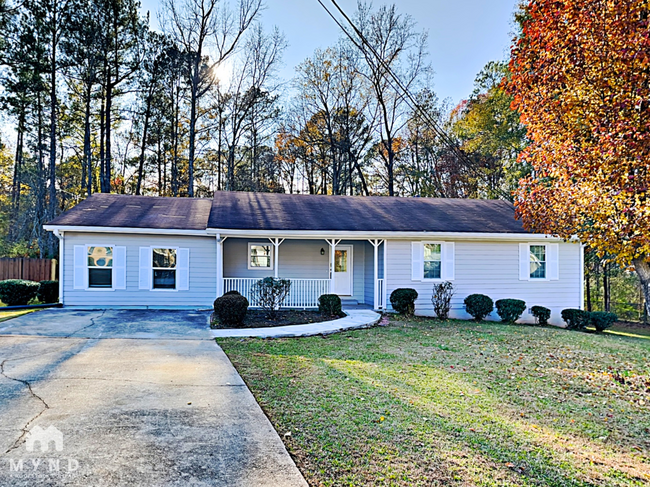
[207,191,528,233]
[47,191,530,234]
[47,194,212,231]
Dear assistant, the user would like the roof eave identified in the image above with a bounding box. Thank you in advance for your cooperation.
[206,228,564,241]
[43,225,211,237]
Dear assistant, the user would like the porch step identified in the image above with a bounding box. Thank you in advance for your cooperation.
[340,298,359,306]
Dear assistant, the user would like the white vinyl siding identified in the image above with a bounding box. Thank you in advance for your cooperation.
[63,233,216,307]
[388,239,581,326]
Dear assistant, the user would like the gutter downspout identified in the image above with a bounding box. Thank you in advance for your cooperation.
[53,229,64,306]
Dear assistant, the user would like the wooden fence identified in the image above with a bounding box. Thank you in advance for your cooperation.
[0,258,58,282]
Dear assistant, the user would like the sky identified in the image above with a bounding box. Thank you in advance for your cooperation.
[142,0,519,105]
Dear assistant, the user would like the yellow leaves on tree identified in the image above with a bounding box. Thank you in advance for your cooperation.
[509,0,650,308]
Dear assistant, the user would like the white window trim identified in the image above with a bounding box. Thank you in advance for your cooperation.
[247,242,274,271]
[150,246,180,292]
[528,243,548,281]
[422,241,444,282]
[85,244,116,291]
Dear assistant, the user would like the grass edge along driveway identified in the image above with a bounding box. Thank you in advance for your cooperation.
[219,317,650,487]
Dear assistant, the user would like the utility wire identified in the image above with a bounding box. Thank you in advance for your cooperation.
[317,0,506,198]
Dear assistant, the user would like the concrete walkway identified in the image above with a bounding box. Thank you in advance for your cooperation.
[0,309,307,486]
[211,309,382,339]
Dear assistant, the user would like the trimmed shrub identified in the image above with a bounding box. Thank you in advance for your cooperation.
[531,305,551,325]
[0,279,40,306]
[390,288,418,316]
[213,293,249,326]
[561,308,590,330]
[37,281,59,304]
[318,294,343,317]
[224,290,241,296]
[464,294,493,322]
[431,281,454,320]
[495,298,527,323]
[590,311,618,332]
[251,277,291,319]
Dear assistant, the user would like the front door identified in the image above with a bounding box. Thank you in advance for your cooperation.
[333,245,353,296]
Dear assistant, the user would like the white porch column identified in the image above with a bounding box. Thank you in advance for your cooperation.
[368,239,385,309]
[268,238,285,278]
[326,239,341,294]
[216,234,227,296]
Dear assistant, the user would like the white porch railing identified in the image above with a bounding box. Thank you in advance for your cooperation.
[223,278,330,309]
[376,278,385,310]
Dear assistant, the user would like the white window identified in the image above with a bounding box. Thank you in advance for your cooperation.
[87,246,113,288]
[529,245,546,279]
[139,246,190,291]
[411,242,455,281]
[519,243,559,281]
[423,243,442,280]
[74,244,125,290]
[248,243,273,270]
[152,248,177,289]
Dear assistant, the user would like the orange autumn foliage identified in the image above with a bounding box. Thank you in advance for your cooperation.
[509,0,650,266]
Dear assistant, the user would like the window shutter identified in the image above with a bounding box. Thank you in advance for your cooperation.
[139,247,152,290]
[547,243,560,280]
[113,246,127,290]
[441,242,455,280]
[411,242,423,281]
[177,248,190,291]
[73,245,87,290]
[519,243,530,281]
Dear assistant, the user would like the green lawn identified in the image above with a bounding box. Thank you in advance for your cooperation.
[219,317,650,486]
[0,308,34,323]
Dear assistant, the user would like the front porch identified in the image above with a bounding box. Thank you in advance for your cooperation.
[216,237,385,310]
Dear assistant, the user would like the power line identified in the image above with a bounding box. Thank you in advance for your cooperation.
[317,0,507,198]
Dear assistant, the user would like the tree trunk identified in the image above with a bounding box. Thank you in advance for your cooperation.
[36,92,46,256]
[48,17,59,258]
[104,67,113,193]
[586,269,592,312]
[633,258,650,318]
[172,82,179,197]
[83,83,93,197]
[603,262,610,312]
[99,82,106,192]
[187,57,199,197]
[135,89,153,195]
[12,114,24,210]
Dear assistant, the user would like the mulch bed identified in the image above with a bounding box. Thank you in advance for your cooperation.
[211,309,343,329]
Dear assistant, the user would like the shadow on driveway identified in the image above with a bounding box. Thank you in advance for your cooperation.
[0,309,307,486]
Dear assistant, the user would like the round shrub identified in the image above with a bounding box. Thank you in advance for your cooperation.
[531,305,551,325]
[590,311,617,332]
[37,280,59,304]
[390,288,418,316]
[0,279,40,306]
[213,293,249,326]
[464,294,493,321]
[224,290,241,296]
[561,308,590,330]
[318,294,343,317]
[495,298,527,323]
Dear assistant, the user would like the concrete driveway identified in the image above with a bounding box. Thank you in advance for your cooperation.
[0,309,307,486]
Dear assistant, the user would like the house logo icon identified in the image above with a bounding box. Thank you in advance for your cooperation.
[25,426,63,452]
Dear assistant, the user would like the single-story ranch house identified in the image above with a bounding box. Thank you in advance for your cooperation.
[44,191,584,325]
